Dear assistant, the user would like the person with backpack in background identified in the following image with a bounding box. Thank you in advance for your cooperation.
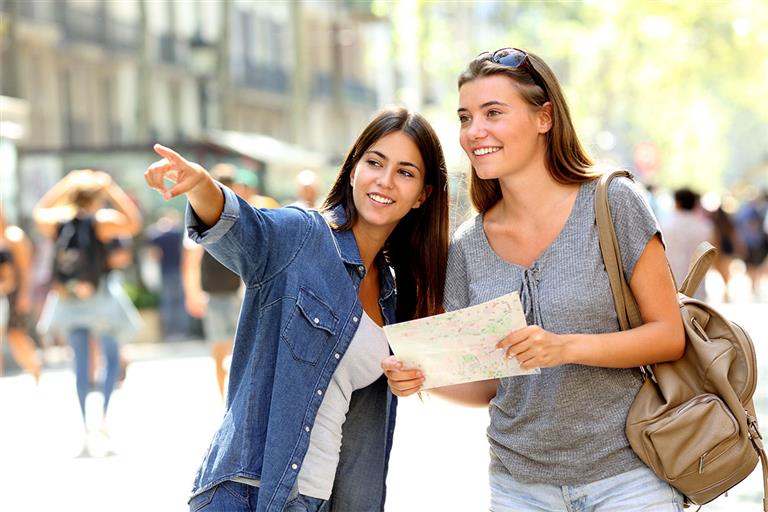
[0,209,43,382]
[86,237,143,390]
[34,169,141,455]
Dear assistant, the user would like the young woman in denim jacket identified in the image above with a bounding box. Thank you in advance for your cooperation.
[384,50,687,511]
[145,107,449,512]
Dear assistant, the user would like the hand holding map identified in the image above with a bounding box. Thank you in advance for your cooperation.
[383,292,539,389]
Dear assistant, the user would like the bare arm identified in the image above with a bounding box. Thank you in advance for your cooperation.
[95,174,143,239]
[0,262,15,295]
[381,355,498,407]
[33,170,87,238]
[181,242,206,318]
[5,227,32,313]
[500,236,685,370]
[144,144,223,227]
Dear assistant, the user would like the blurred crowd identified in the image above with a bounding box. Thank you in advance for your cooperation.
[0,165,320,455]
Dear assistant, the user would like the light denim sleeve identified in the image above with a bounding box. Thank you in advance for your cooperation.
[186,183,311,287]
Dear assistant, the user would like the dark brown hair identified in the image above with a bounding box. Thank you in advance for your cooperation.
[321,107,449,321]
[458,51,598,213]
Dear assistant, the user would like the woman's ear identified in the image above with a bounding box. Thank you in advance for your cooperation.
[412,185,432,209]
[538,102,553,134]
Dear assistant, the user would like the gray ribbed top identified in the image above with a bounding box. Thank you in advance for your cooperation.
[445,177,661,485]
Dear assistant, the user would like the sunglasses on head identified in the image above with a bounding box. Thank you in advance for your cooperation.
[476,47,547,95]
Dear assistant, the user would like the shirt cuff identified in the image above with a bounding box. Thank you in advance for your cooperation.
[185,182,240,246]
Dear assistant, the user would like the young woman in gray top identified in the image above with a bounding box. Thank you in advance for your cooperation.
[384,48,686,511]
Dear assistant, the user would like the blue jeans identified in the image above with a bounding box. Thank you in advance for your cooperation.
[490,466,684,512]
[70,327,119,421]
[159,270,189,339]
[189,481,326,512]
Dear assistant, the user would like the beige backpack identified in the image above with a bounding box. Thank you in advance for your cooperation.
[595,170,767,511]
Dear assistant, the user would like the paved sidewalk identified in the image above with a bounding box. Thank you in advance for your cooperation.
[0,303,765,511]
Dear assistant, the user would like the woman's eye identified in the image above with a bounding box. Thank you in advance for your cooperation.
[487,109,502,117]
[367,159,382,167]
[399,169,414,178]
[458,115,470,124]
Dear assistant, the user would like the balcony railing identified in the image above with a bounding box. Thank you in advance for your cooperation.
[311,72,376,105]
[239,61,289,94]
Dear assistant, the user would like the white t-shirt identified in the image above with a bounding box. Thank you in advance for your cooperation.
[297,310,390,499]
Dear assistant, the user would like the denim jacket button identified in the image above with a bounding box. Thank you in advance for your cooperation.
[334,353,340,359]
[305,426,310,432]
[317,389,323,395]
[291,463,298,470]
[353,316,359,323]
[313,317,320,324]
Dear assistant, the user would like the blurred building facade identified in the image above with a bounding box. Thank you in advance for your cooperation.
[0,0,385,215]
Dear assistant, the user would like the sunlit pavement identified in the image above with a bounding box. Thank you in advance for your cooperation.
[1,302,766,512]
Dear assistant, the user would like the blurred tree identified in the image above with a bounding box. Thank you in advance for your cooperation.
[379,0,768,193]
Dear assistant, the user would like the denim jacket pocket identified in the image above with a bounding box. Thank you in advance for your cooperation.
[281,287,338,365]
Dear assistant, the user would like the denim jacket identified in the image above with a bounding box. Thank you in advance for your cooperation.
[186,185,398,512]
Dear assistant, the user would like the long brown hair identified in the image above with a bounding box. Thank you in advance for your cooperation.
[321,107,449,321]
[458,51,598,213]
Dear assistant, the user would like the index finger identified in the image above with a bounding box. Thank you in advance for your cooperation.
[153,143,186,165]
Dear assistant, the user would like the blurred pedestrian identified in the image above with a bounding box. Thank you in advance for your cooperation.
[146,106,449,511]
[735,190,768,297]
[661,188,714,300]
[384,48,685,511]
[289,169,320,209]
[86,237,142,388]
[709,204,744,302]
[145,208,189,340]
[0,210,43,382]
[34,170,141,453]
[230,167,281,209]
[181,164,264,400]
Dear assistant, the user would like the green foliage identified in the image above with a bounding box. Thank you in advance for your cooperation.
[122,282,159,309]
[385,0,768,192]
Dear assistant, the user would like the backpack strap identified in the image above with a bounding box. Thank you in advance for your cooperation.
[594,170,643,330]
[595,170,654,380]
[679,242,716,297]
[747,413,768,512]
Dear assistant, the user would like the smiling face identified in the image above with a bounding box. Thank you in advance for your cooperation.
[350,130,430,239]
[458,74,551,181]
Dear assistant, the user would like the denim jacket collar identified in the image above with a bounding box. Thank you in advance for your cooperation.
[326,205,396,303]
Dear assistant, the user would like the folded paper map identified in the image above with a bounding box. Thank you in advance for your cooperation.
[384,292,539,389]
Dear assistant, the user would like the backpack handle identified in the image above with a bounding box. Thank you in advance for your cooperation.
[678,242,716,297]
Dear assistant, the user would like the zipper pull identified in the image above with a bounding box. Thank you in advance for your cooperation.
[698,454,705,474]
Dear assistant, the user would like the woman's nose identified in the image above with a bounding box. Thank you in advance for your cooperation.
[466,119,487,140]
[376,167,395,188]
